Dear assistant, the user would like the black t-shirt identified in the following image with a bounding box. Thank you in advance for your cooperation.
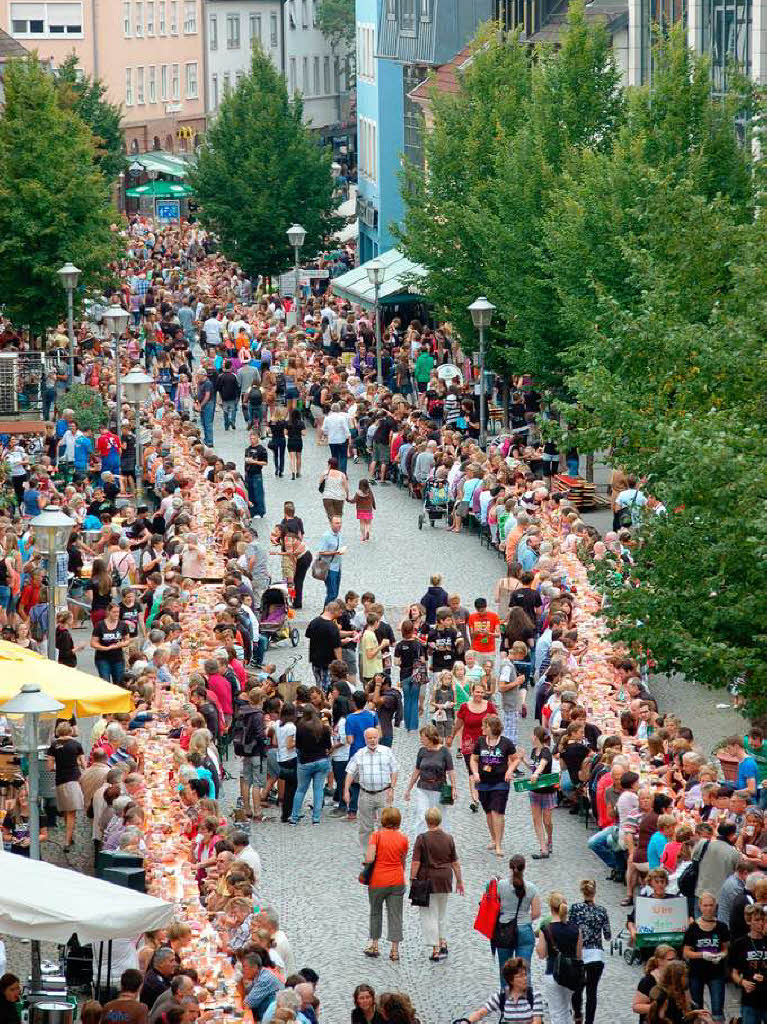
[635,974,655,1024]
[295,723,332,763]
[56,625,77,667]
[729,935,767,1007]
[244,443,268,476]
[93,620,128,662]
[472,736,516,787]
[394,638,422,676]
[217,371,240,400]
[683,920,729,980]
[119,601,141,636]
[508,587,542,621]
[376,689,400,737]
[87,581,112,612]
[428,626,460,671]
[530,745,556,791]
[305,616,341,668]
[46,737,84,785]
[561,741,591,783]
[373,415,396,445]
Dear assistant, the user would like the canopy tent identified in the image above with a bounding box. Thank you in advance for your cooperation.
[125,181,193,199]
[0,641,133,717]
[132,152,189,179]
[330,249,425,309]
[0,852,175,943]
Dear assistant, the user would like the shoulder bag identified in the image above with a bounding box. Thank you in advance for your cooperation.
[545,925,585,991]
[678,839,710,898]
[359,835,377,886]
[409,834,433,907]
[311,533,339,581]
[493,890,521,949]
[474,876,501,940]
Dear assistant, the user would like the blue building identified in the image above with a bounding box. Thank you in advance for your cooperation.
[356,0,493,264]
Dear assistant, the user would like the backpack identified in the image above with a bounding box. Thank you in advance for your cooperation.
[617,491,639,529]
[392,687,404,727]
[497,987,535,1019]
[678,839,710,898]
[232,707,267,758]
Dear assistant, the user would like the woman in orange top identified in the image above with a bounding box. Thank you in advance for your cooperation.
[364,806,409,961]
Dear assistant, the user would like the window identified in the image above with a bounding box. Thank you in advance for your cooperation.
[401,0,415,32]
[226,13,240,47]
[183,0,196,32]
[170,0,178,32]
[302,56,309,94]
[386,0,396,18]
[288,0,296,28]
[403,64,427,169]
[301,0,308,27]
[703,0,750,95]
[421,0,431,19]
[209,13,217,48]
[223,72,231,93]
[358,116,378,182]
[323,55,330,94]
[135,1,143,35]
[249,12,260,45]
[159,0,165,32]
[12,2,84,36]
[136,66,145,102]
[161,64,168,100]
[357,24,375,81]
[211,73,218,109]
[185,61,198,98]
[289,57,296,93]
[270,12,278,45]
[125,67,134,105]
[148,65,156,102]
[235,70,243,83]
[171,62,180,99]
[313,56,320,94]
[123,0,131,34]
[146,0,154,33]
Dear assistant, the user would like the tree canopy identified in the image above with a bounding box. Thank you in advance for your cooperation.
[189,48,339,278]
[55,54,125,182]
[0,56,120,336]
[315,0,355,49]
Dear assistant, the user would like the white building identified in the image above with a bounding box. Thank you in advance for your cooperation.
[283,0,346,130]
[204,0,283,115]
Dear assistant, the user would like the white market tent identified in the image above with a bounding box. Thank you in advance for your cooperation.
[330,249,425,310]
[0,853,175,943]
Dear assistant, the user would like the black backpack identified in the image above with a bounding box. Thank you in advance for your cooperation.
[678,840,710,898]
[497,987,535,1017]
[232,707,267,758]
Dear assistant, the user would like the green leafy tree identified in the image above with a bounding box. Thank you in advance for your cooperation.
[66,383,108,431]
[55,54,125,182]
[0,56,120,337]
[315,0,355,49]
[189,48,340,277]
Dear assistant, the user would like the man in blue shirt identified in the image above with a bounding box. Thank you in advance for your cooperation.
[73,428,94,481]
[342,691,378,819]
[317,516,345,605]
[726,735,759,798]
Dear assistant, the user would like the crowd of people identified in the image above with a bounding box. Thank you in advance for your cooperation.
[0,213,765,1024]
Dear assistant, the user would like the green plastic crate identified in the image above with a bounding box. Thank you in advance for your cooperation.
[513,773,560,792]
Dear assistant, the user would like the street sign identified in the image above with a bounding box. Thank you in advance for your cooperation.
[155,199,181,222]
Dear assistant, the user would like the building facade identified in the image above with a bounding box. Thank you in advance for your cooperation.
[283,0,348,131]
[204,0,282,116]
[1,0,207,152]
[627,0,767,88]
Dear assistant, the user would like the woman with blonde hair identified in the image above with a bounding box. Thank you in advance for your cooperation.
[137,929,168,972]
[535,894,583,1024]
[568,879,611,1024]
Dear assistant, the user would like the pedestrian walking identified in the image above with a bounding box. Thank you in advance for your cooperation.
[569,880,611,1024]
[244,429,268,518]
[344,728,398,850]
[363,806,408,962]
[348,478,376,542]
[529,726,558,859]
[320,457,350,521]
[430,671,456,739]
[491,855,541,981]
[316,516,346,605]
[470,714,519,856]
[466,957,544,1024]
[409,806,464,961]
[286,409,305,480]
[289,707,332,826]
[216,359,241,431]
[447,682,497,812]
[536,896,583,1024]
[403,725,456,835]
[322,401,351,474]
[394,620,425,733]
[305,601,342,692]
[46,721,85,850]
[268,409,287,477]
[274,703,298,824]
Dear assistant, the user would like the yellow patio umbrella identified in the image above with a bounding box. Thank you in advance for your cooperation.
[0,641,133,717]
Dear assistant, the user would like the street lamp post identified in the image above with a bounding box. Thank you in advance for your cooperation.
[0,684,65,988]
[57,263,81,384]
[286,223,306,326]
[103,304,130,435]
[30,508,75,662]
[123,367,154,504]
[366,261,386,386]
[468,296,496,449]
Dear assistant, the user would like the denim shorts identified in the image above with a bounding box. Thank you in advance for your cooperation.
[0,585,10,611]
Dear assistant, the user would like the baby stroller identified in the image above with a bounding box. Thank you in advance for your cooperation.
[259,583,300,648]
[418,479,453,529]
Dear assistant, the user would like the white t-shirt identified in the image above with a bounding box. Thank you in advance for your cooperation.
[274,722,296,763]
[331,717,349,763]
[204,317,222,345]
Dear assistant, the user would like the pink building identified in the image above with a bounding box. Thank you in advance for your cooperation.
[0,1,206,152]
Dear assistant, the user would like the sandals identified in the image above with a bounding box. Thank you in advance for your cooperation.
[363,946,380,958]
[389,950,400,962]
[532,851,550,859]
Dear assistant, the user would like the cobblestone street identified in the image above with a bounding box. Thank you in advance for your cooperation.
[4,408,747,1024]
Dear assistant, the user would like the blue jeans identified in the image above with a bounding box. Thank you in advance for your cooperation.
[348,781,360,814]
[567,456,579,476]
[741,1007,767,1024]
[496,923,535,984]
[329,441,348,474]
[689,974,725,1020]
[588,826,620,871]
[95,657,125,686]
[401,678,420,731]
[380,734,393,748]
[200,403,215,445]
[325,568,341,605]
[332,760,348,810]
[222,398,238,429]
[246,474,265,517]
[43,386,56,421]
[290,757,330,824]
[272,438,285,474]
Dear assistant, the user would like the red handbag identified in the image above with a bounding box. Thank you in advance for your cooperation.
[473,876,501,940]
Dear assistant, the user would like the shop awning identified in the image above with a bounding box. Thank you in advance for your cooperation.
[125,181,193,198]
[0,641,133,717]
[0,852,175,943]
[330,249,425,309]
[134,152,190,178]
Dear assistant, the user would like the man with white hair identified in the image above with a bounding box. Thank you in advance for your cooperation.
[261,989,302,1024]
[321,402,351,473]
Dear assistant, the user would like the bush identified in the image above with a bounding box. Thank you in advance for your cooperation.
[64,383,107,432]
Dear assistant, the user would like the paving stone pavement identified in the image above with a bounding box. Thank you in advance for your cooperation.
[2,405,747,1024]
